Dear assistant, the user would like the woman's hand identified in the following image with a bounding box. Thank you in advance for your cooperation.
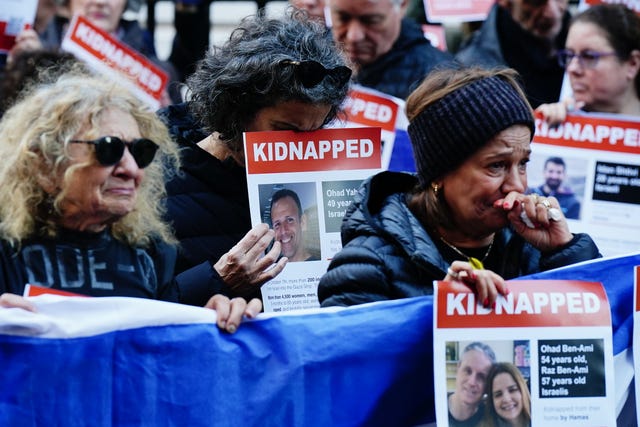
[445,261,508,308]
[204,294,262,334]
[0,293,37,312]
[495,192,573,253]
[213,223,288,298]
[535,98,584,127]
[8,28,43,63]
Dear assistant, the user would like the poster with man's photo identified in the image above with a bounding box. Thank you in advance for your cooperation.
[434,280,615,426]
[244,126,382,312]
[532,112,640,257]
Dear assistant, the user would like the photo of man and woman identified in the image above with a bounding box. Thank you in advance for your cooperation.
[446,340,531,427]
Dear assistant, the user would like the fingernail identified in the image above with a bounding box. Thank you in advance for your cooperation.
[483,298,489,307]
[513,200,520,207]
[227,324,237,334]
[505,288,510,296]
[503,202,510,209]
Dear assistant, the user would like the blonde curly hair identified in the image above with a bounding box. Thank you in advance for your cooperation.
[0,72,180,247]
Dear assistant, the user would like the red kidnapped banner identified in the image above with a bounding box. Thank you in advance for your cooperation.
[244,127,381,174]
[62,15,168,105]
[436,280,611,328]
[533,113,640,154]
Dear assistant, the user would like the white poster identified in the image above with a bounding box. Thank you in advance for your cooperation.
[243,126,382,312]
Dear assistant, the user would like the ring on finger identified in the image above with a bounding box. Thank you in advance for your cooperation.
[539,199,551,209]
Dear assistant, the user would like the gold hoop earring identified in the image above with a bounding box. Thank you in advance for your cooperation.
[431,182,440,197]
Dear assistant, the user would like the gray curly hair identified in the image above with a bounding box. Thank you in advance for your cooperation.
[186,8,351,152]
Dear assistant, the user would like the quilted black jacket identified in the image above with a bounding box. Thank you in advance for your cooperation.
[318,172,601,307]
[356,19,453,100]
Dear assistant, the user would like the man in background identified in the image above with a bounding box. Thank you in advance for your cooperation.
[456,0,571,107]
[327,0,452,100]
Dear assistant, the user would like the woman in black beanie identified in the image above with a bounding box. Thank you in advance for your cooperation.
[318,67,600,313]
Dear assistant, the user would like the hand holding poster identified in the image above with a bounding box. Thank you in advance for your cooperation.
[434,280,616,426]
[244,126,382,312]
[0,0,37,54]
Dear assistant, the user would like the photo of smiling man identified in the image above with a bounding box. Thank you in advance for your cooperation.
[262,183,320,263]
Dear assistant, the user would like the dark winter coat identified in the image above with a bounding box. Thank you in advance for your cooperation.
[356,18,453,100]
[159,103,255,305]
[318,172,601,307]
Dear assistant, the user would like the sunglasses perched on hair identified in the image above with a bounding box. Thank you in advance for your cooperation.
[70,136,159,168]
[556,49,618,69]
[281,60,352,88]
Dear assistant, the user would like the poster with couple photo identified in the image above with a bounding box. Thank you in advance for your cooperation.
[444,339,531,427]
[434,280,615,426]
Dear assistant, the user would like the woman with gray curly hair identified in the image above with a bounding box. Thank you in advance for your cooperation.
[160,8,351,306]
[0,73,261,333]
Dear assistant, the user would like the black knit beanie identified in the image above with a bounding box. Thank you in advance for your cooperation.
[407,75,535,189]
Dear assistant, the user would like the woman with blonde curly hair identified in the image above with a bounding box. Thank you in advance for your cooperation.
[0,73,260,333]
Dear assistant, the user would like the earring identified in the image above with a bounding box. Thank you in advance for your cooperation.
[431,182,440,197]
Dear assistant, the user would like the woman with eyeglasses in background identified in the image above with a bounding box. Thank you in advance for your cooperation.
[159,9,351,306]
[0,72,261,332]
[536,4,640,125]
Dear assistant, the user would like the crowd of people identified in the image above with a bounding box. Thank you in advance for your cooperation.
[0,0,638,422]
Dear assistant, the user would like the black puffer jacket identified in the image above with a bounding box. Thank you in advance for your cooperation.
[356,19,453,100]
[159,103,254,304]
[318,172,601,307]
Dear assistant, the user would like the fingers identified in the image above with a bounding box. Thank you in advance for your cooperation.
[220,224,278,272]
[8,29,43,61]
[471,270,506,309]
[535,101,568,127]
[499,193,563,231]
[254,255,288,287]
[254,238,282,271]
[234,223,272,255]
[244,298,262,318]
[0,293,37,312]
[204,294,261,334]
[445,262,507,309]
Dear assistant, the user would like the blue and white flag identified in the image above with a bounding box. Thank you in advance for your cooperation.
[1,252,638,426]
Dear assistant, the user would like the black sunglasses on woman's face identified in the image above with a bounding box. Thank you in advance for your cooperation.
[70,136,159,169]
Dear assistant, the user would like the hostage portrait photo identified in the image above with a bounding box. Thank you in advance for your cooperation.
[258,182,320,262]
